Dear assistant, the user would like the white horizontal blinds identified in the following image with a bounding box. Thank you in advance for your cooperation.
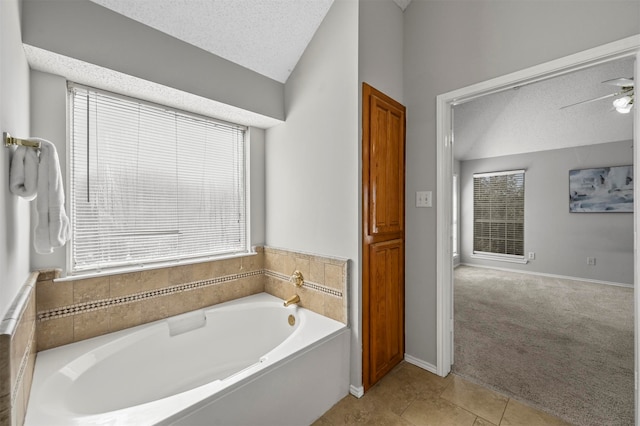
[473,170,524,257]
[69,85,247,272]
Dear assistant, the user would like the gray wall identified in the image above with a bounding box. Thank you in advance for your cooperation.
[265,0,360,387]
[460,141,634,285]
[22,0,284,122]
[359,0,403,103]
[403,0,640,366]
[1,0,32,319]
[29,71,67,272]
[358,0,404,388]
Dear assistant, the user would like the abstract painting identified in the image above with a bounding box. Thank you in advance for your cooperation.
[569,165,633,212]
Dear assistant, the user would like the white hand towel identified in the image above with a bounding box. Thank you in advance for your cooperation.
[9,146,39,200]
[34,138,70,254]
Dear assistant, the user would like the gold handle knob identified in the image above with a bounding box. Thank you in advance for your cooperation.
[291,270,304,288]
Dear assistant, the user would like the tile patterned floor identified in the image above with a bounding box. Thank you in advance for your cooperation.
[313,362,572,426]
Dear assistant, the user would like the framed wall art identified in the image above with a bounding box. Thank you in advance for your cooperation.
[569,165,633,212]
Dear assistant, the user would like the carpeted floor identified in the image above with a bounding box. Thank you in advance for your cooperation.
[453,265,634,426]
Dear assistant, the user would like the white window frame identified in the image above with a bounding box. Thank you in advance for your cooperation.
[66,83,251,275]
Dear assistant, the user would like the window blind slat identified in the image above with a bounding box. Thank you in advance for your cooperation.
[69,85,247,273]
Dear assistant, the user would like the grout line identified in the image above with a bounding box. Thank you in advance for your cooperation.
[498,398,509,425]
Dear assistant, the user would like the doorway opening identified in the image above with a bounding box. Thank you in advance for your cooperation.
[435,35,640,422]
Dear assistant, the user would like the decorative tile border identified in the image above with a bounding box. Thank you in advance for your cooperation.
[37,270,263,322]
[264,270,343,298]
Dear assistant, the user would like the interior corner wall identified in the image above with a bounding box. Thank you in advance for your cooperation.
[249,127,266,247]
[29,70,67,274]
[460,141,634,285]
[264,0,359,387]
[403,0,640,366]
[1,0,32,319]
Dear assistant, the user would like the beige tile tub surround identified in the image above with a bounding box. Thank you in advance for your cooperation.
[36,252,265,352]
[34,247,349,352]
[263,247,348,324]
[0,272,39,426]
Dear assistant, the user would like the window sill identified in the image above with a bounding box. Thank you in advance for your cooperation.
[470,252,528,264]
[55,250,259,282]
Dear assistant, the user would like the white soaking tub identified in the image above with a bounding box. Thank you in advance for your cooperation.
[26,293,350,425]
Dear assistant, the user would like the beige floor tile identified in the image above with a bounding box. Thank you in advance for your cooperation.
[402,394,477,426]
[440,376,508,425]
[501,399,572,426]
[390,362,453,397]
[366,372,420,416]
[321,394,412,425]
[474,417,497,426]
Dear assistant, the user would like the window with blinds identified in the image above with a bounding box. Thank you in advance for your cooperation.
[473,170,524,258]
[452,174,458,256]
[68,84,248,273]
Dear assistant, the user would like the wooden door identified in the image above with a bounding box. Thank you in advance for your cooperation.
[362,83,406,390]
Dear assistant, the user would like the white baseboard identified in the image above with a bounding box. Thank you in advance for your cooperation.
[349,385,364,398]
[404,354,438,375]
[459,263,633,289]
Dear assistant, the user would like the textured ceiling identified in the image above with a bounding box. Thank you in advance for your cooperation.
[454,57,635,161]
[89,0,334,83]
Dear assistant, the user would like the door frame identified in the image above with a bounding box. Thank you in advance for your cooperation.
[435,35,640,392]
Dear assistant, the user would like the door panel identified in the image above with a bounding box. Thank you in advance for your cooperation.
[368,96,405,236]
[369,239,404,383]
[362,83,406,391]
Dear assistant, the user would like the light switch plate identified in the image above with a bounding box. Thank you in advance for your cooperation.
[416,191,432,208]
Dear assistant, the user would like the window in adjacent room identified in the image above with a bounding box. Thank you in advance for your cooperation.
[472,170,525,260]
[68,84,248,274]
[452,173,458,256]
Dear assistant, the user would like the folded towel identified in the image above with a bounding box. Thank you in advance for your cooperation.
[9,146,39,200]
[33,138,70,254]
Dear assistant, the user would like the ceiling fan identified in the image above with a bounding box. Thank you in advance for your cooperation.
[561,77,634,113]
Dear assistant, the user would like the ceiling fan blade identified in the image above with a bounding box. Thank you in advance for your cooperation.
[560,92,621,110]
[602,77,634,87]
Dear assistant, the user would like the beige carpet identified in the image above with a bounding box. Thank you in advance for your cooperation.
[453,265,634,426]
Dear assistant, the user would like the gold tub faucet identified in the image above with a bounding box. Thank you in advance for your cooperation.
[283,294,300,307]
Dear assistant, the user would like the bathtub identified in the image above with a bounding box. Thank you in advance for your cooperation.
[25,293,350,425]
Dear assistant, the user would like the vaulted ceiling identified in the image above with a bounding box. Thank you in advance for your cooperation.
[454,57,634,161]
[89,0,335,83]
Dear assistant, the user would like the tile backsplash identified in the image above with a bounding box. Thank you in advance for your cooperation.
[263,247,348,324]
[35,246,349,352]
[36,251,264,351]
